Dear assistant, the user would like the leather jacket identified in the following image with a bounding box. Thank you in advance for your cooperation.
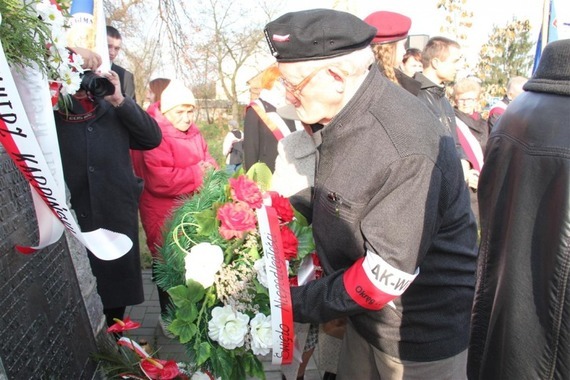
[468,88,570,378]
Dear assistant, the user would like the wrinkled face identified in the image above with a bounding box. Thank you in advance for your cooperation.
[164,104,196,132]
[435,46,462,83]
[278,63,344,125]
[401,56,423,77]
[455,91,479,114]
[107,36,122,62]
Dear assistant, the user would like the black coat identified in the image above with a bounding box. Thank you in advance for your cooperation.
[469,89,570,379]
[112,63,136,101]
[243,98,297,172]
[54,97,161,309]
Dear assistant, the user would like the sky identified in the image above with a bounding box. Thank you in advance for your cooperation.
[280,0,570,65]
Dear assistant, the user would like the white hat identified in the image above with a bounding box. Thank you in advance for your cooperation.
[160,80,196,114]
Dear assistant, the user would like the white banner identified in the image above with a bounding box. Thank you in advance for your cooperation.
[257,205,294,365]
[0,40,131,260]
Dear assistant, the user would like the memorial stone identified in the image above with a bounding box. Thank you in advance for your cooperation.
[0,146,101,379]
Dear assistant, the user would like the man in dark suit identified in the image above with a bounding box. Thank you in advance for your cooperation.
[106,25,136,100]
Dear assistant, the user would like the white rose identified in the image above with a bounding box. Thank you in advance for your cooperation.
[185,242,224,288]
[254,257,268,288]
[208,305,250,350]
[249,313,272,356]
[191,371,220,380]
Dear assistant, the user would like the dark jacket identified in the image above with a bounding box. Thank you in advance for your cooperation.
[454,109,488,223]
[468,40,570,380]
[112,63,136,101]
[243,98,297,172]
[54,97,161,309]
[291,65,478,362]
[415,72,466,160]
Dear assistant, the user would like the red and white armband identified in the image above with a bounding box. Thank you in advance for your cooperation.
[343,252,419,310]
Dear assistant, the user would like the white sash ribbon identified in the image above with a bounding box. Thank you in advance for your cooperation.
[257,204,294,365]
[0,40,131,260]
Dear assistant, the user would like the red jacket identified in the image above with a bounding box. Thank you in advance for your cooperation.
[132,102,217,256]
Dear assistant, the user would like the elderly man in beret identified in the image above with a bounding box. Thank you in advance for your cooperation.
[264,9,477,379]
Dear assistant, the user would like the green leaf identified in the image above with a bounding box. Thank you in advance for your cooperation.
[244,353,265,379]
[168,282,205,306]
[170,319,197,343]
[211,347,233,380]
[195,209,218,236]
[246,163,272,191]
[195,342,212,366]
[176,301,198,322]
[288,221,315,259]
[293,208,309,226]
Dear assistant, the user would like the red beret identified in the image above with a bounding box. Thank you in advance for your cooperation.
[364,11,411,44]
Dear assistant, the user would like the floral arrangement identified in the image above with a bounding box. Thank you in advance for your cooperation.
[94,316,214,380]
[155,165,318,380]
[0,0,84,103]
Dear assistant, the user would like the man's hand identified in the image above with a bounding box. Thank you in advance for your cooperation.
[467,169,480,191]
[102,70,125,107]
[71,46,101,71]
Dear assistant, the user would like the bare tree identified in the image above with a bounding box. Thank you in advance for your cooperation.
[436,0,474,42]
[104,0,163,104]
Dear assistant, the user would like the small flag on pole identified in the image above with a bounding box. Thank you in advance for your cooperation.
[533,0,559,73]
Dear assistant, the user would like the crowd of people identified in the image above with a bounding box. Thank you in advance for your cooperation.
[55,8,570,380]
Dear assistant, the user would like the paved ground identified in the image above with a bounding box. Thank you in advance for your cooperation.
[125,270,321,380]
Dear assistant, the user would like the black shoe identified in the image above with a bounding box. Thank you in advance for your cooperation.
[322,372,336,380]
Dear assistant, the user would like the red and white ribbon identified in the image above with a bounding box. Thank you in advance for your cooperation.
[0,40,131,260]
[257,205,294,365]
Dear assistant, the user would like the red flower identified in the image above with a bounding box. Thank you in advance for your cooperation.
[229,176,263,209]
[217,202,257,239]
[106,317,141,333]
[289,276,298,287]
[280,226,298,260]
[312,253,323,280]
[269,192,294,222]
[140,358,180,380]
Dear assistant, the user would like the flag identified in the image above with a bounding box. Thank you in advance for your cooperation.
[533,0,559,73]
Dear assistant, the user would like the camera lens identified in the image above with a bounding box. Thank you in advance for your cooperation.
[80,71,115,97]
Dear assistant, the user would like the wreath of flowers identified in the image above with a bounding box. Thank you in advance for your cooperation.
[1,0,84,105]
[155,165,319,380]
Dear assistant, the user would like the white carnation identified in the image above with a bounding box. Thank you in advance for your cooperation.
[208,305,250,350]
[249,313,272,355]
[185,242,224,288]
[254,257,268,288]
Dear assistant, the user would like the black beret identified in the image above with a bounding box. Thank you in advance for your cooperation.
[264,9,377,63]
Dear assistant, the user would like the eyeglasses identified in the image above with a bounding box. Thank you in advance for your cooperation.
[456,98,477,103]
[279,66,326,99]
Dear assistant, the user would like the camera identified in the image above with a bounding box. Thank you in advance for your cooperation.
[80,71,115,97]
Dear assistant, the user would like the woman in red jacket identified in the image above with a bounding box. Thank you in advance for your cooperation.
[132,79,218,335]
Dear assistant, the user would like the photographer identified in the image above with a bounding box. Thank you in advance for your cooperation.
[53,50,162,327]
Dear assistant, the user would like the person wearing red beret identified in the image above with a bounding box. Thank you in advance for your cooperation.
[364,11,421,96]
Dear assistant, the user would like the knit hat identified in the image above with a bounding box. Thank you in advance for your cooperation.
[524,39,570,96]
[364,11,411,44]
[160,80,196,114]
[264,9,377,62]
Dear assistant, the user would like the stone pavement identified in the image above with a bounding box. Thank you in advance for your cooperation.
[125,270,321,380]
